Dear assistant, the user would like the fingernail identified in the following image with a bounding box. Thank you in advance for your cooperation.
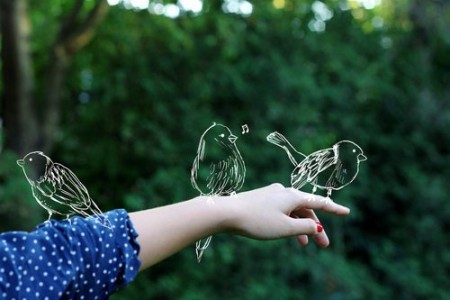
[316,221,323,233]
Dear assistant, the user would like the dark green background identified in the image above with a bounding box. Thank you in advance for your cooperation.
[1,0,449,299]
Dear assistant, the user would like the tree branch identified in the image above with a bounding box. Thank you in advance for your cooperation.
[40,0,109,152]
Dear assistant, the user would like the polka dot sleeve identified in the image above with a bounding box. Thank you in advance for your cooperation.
[0,209,141,299]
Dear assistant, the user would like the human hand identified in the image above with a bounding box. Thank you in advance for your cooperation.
[222,183,350,247]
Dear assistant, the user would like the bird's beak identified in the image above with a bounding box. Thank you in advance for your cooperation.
[228,134,238,144]
[358,154,367,162]
[17,159,24,167]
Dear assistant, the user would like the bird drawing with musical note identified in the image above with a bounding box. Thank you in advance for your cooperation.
[267,132,367,197]
[191,123,246,262]
[17,151,111,228]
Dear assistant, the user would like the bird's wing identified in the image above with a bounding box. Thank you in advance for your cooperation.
[206,159,230,195]
[325,160,347,188]
[50,164,92,211]
[292,149,336,189]
[35,181,56,197]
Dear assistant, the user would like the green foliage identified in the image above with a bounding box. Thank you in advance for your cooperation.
[0,150,43,231]
[2,0,450,298]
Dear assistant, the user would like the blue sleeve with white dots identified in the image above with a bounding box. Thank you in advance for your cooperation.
[0,209,141,299]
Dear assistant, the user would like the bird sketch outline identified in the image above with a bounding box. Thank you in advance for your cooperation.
[17,151,112,229]
[267,132,367,197]
[191,122,246,262]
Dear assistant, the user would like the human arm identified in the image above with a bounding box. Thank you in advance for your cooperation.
[130,183,350,271]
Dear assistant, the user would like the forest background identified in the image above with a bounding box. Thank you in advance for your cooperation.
[0,0,449,299]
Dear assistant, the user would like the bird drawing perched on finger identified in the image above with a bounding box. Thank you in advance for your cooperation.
[191,123,246,262]
[17,151,111,228]
[267,131,367,197]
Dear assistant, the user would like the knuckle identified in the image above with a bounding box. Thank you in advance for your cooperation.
[271,183,285,190]
[308,219,317,233]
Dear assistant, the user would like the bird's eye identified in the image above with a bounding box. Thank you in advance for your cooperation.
[219,134,225,138]
[352,149,356,153]
[29,158,33,162]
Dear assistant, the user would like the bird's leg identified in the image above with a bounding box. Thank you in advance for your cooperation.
[326,189,333,200]
[206,195,216,205]
[65,215,73,226]
[46,211,53,222]
[312,186,317,194]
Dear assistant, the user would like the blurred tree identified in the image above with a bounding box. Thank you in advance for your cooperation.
[0,0,108,156]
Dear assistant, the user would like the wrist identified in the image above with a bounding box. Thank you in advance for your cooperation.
[196,195,242,235]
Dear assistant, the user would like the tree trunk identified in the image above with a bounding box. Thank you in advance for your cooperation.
[0,0,39,156]
[0,0,108,156]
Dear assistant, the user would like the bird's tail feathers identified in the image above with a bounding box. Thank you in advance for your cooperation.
[76,200,113,229]
[195,235,212,263]
[266,131,305,166]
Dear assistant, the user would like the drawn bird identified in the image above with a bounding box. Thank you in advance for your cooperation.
[17,151,111,228]
[267,132,367,197]
[191,123,246,262]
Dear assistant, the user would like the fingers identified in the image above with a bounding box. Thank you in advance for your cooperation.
[296,234,309,245]
[291,208,330,247]
[291,189,350,215]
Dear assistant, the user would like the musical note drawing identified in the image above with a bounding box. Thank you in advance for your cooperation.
[241,124,249,135]
[267,132,367,197]
[191,123,246,262]
[17,151,112,228]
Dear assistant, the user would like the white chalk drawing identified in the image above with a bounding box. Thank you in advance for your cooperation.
[17,151,112,228]
[241,124,249,135]
[267,132,367,197]
[191,123,246,262]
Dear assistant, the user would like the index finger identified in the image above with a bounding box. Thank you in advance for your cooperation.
[295,190,351,215]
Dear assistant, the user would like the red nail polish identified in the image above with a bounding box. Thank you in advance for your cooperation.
[317,223,323,233]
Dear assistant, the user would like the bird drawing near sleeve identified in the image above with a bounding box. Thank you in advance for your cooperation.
[267,132,367,197]
[191,123,246,262]
[17,151,112,228]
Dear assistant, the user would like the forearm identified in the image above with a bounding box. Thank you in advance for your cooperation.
[129,184,350,271]
[129,196,231,270]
